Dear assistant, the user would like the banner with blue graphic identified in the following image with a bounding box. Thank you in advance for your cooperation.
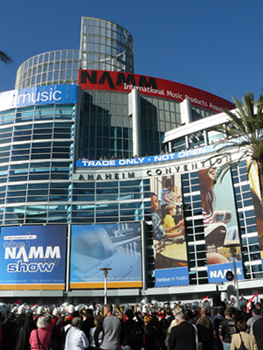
[76,147,215,168]
[0,225,67,289]
[70,223,142,288]
[155,267,189,287]
[0,85,77,112]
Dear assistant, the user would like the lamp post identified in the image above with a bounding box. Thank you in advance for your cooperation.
[224,242,241,310]
[100,268,112,305]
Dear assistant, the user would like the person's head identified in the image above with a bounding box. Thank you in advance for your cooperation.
[18,313,26,324]
[45,314,52,323]
[199,168,217,189]
[37,316,47,329]
[125,309,134,320]
[144,315,153,325]
[8,312,16,322]
[165,178,173,191]
[165,204,177,216]
[151,193,158,212]
[200,307,207,316]
[94,316,100,327]
[237,320,247,332]
[252,308,260,316]
[86,308,93,317]
[224,308,232,318]
[218,306,224,317]
[104,303,113,316]
[256,302,262,310]
[26,312,34,320]
[175,312,184,323]
[71,317,81,328]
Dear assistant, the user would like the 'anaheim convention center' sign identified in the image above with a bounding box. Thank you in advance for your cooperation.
[79,70,235,113]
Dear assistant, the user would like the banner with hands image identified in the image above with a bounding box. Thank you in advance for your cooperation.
[198,168,244,283]
[247,160,263,269]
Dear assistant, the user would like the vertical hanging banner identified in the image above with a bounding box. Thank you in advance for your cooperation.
[151,174,189,287]
[198,168,244,283]
[0,225,67,290]
[70,223,142,289]
[247,161,263,268]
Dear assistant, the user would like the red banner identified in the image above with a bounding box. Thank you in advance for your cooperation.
[79,70,235,113]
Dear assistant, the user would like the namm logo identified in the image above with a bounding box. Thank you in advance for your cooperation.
[80,70,158,90]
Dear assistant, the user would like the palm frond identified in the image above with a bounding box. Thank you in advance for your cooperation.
[0,51,12,63]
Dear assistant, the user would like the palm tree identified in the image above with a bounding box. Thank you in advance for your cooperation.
[207,92,263,205]
[0,51,12,63]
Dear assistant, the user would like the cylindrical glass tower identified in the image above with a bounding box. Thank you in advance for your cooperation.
[15,17,134,89]
[80,17,134,72]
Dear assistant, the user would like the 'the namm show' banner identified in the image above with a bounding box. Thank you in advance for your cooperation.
[0,225,67,290]
[198,168,244,283]
[150,174,189,287]
[70,223,142,289]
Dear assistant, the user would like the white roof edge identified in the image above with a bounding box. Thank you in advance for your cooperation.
[164,109,237,143]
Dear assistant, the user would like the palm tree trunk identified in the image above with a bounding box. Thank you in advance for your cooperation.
[256,160,263,210]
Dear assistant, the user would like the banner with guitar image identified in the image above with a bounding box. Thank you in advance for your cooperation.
[150,174,189,287]
[198,168,244,283]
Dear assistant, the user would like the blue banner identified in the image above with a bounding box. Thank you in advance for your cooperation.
[0,225,67,287]
[155,267,189,287]
[0,85,77,111]
[207,261,244,283]
[76,147,215,168]
[70,223,142,287]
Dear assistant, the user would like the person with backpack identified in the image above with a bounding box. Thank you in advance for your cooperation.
[121,309,144,350]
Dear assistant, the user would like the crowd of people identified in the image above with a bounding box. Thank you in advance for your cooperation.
[0,299,261,350]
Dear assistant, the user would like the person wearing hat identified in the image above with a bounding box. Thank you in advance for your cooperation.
[29,316,51,350]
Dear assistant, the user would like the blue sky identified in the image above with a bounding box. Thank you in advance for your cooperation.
[1,0,263,103]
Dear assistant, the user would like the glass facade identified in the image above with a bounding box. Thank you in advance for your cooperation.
[15,50,80,89]
[80,17,134,72]
[0,104,75,225]
[15,17,134,90]
[0,96,262,295]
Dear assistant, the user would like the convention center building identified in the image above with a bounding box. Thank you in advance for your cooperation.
[0,16,261,305]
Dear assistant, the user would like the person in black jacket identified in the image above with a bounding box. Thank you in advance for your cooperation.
[252,308,263,350]
[81,308,95,342]
[168,312,197,350]
[121,309,143,350]
[14,313,28,350]
[143,315,160,350]
[2,312,18,350]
